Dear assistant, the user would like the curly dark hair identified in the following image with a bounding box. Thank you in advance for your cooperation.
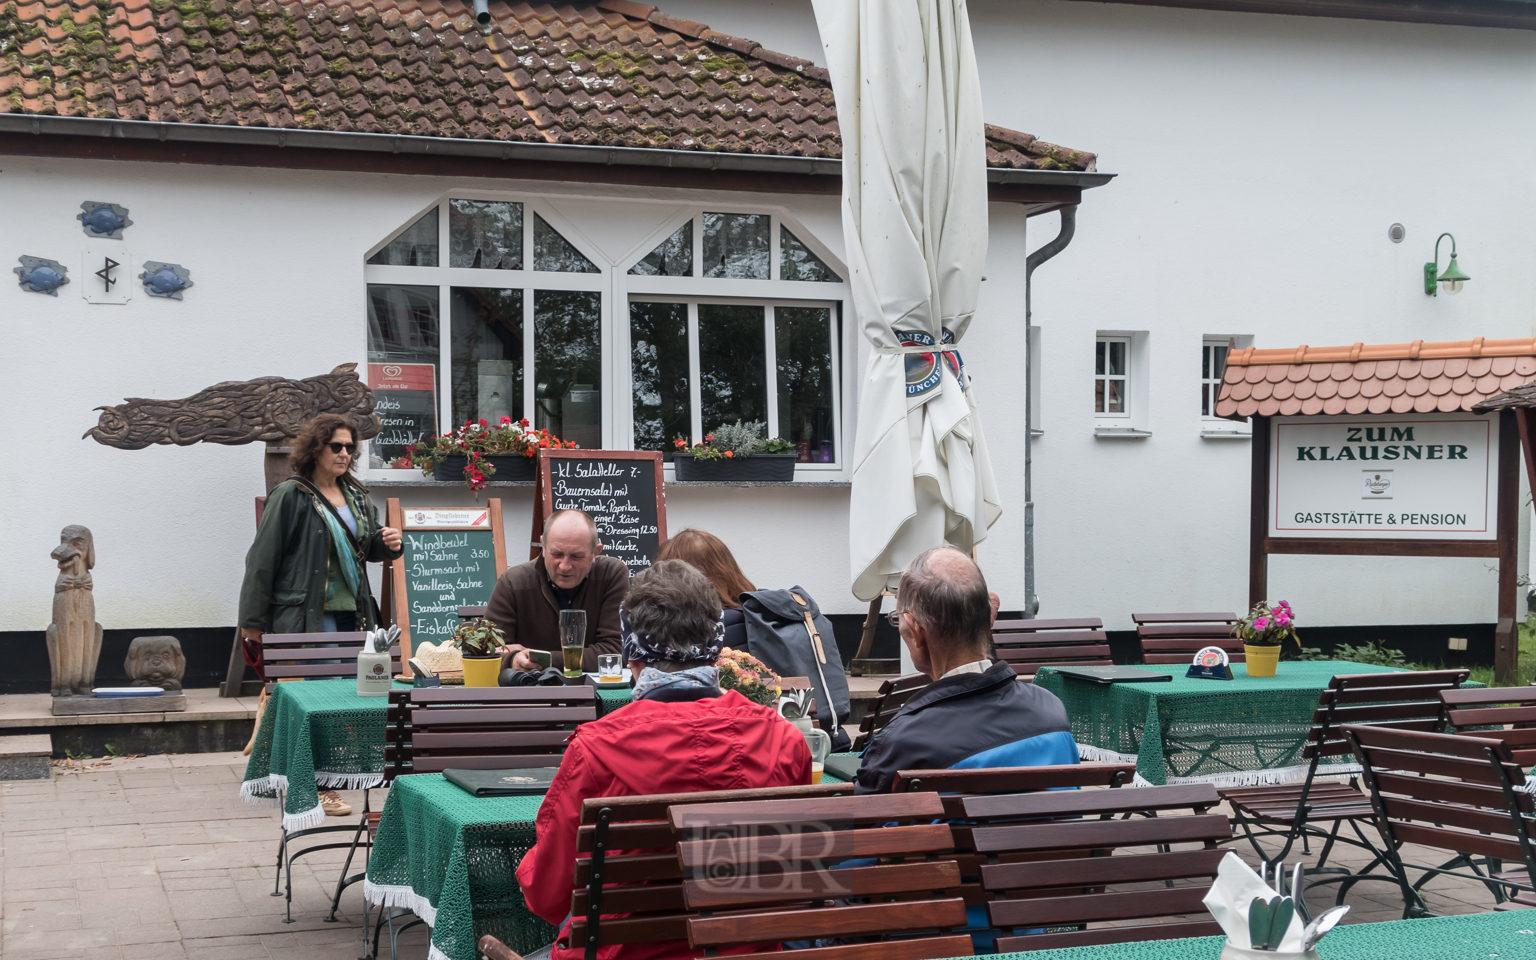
[288,414,361,480]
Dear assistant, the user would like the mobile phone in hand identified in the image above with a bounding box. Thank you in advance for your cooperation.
[527,649,552,670]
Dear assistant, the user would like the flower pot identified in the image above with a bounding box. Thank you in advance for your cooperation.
[432,453,536,483]
[1244,644,1281,678]
[672,453,798,482]
[461,655,502,687]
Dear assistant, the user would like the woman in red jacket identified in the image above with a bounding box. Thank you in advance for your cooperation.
[515,559,811,960]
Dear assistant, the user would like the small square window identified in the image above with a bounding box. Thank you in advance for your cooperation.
[449,200,521,270]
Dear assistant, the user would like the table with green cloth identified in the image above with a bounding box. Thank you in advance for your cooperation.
[366,773,549,960]
[967,910,1536,960]
[1033,661,1405,787]
[240,678,631,831]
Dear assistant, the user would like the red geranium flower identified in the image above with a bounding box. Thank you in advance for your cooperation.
[724,450,734,458]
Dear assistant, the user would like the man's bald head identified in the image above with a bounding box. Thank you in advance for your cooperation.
[543,509,599,549]
[897,546,992,656]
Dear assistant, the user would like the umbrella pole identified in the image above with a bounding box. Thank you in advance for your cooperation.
[850,590,899,675]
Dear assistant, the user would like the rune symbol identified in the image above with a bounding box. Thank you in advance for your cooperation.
[95,256,119,291]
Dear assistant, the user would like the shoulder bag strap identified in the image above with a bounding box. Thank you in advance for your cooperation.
[288,475,366,564]
[791,592,839,736]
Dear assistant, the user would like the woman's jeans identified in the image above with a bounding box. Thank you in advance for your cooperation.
[318,610,358,662]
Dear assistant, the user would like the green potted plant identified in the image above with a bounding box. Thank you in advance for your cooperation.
[406,417,577,492]
[671,420,799,482]
[452,617,505,687]
[1232,600,1297,678]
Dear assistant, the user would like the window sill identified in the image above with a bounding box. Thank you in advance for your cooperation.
[367,477,851,488]
[1093,426,1152,439]
[367,478,534,487]
[1200,426,1252,440]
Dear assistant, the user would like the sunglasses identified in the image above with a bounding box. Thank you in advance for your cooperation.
[327,442,358,455]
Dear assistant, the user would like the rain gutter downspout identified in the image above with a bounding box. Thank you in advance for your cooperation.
[1022,205,1077,618]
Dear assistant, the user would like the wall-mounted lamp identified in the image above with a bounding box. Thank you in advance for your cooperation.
[1425,232,1470,296]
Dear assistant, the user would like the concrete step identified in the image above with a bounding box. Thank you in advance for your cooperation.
[0,732,54,780]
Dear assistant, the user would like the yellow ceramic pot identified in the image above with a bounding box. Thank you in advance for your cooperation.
[461,655,502,688]
[1244,644,1281,678]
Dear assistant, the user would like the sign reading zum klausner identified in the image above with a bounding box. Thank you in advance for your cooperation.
[1270,413,1497,540]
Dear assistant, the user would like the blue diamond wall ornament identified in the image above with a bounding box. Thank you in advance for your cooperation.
[139,261,192,299]
[15,256,69,295]
[78,201,133,239]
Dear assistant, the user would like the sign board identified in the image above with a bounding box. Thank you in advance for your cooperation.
[1270,413,1497,540]
[531,450,666,574]
[369,362,437,469]
[387,500,508,675]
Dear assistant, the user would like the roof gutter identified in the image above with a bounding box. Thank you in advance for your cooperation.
[0,114,1113,187]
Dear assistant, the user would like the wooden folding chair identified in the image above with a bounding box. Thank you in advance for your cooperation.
[260,631,400,689]
[1220,670,1467,903]
[966,783,1230,951]
[990,618,1111,681]
[673,792,974,959]
[1132,612,1242,664]
[567,783,857,960]
[1442,686,1536,766]
[850,673,930,752]
[1345,724,1536,916]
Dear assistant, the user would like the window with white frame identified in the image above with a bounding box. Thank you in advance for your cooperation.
[624,210,846,467]
[1200,338,1230,418]
[1094,336,1131,417]
[364,198,607,470]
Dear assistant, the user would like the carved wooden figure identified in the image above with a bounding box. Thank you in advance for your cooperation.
[47,525,103,697]
[125,636,186,690]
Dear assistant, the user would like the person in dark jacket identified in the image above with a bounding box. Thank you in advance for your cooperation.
[855,546,1077,795]
[515,559,809,960]
[655,528,756,649]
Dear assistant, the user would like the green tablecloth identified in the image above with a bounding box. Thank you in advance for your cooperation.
[240,679,630,830]
[365,773,550,960]
[1033,661,1403,787]
[978,910,1536,960]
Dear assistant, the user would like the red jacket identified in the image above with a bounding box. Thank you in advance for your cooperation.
[517,690,811,960]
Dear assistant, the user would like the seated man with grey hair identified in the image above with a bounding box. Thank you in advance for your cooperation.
[855,546,1077,794]
[516,559,811,960]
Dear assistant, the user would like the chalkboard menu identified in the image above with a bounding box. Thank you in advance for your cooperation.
[369,362,437,469]
[532,451,666,574]
[386,501,508,673]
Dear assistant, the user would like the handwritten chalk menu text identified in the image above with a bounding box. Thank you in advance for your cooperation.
[402,528,496,642]
[369,362,437,469]
[536,452,666,573]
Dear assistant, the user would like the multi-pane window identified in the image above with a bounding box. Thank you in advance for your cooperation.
[364,200,605,469]
[1094,337,1130,416]
[1201,340,1229,417]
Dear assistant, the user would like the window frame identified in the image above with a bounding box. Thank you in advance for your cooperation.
[361,194,852,482]
[1094,335,1132,420]
[1201,334,1254,439]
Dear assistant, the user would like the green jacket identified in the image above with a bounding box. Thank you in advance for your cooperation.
[238,477,401,634]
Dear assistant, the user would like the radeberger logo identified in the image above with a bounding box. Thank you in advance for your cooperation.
[1362,472,1393,498]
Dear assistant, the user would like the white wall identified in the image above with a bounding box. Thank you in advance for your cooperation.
[665,0,1536,629]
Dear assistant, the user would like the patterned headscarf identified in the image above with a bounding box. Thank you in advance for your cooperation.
[620,605,725,666]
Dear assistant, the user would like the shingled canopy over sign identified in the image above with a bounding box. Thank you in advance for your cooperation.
[1216,338,1536,420]
[0,0,1096,171]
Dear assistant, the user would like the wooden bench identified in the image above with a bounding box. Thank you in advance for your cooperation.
[991,618,1111,681]
[260,631,401,690]
[388,686,598,775]
[673,792,973,959]
[967,784,1229,951]
[1441,686,1536,767]
[1131,612,1242,665]
[850,673,930,752]
[1344,724,1536,914]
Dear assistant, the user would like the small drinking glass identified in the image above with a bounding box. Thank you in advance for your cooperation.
[598,653,623,683]
[559,609,587,678]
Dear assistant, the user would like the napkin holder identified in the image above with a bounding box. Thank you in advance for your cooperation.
[1218,946,1319,960]
[1204,854,1317,958]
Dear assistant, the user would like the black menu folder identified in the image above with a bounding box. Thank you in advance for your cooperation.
[443,767,560,797]
[1050,666,1173,685]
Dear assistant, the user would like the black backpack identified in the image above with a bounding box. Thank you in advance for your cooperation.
[739,587,851,750]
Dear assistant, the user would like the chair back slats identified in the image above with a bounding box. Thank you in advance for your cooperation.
[1297,671,1466,762]
[893,762,1135,797]
[410,729,571,751]
[260,632,401,687]
[961,782,1217,823]
[970,784,1231,950]
[1135,623,1235,639]
[1345,723,1536,900]
[993,617,1104,632]
[683,861,960,911]
[995,920,1221,954]
[409,755,562,774]
[1131,612,1238,625]
[670,791,944,830]
[410,686,597,705]
[677,822,953,869]
[686,900,969,949]
[991,617,1111,679]
[721,936,976,960]
[388,686,598,777]
[579,782,852,825]
[850,673,931,751]
[1131,613,1242,665]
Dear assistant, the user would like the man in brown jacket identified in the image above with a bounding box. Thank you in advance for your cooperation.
[488,509,629,673]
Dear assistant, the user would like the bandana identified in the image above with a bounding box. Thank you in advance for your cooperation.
[620,606,725,666]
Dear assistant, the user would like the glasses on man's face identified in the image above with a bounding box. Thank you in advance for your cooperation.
[327,442,358,455]
[886,610,904,630]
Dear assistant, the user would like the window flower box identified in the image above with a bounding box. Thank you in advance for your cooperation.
[433,454,537,483]
[672,453,797,482]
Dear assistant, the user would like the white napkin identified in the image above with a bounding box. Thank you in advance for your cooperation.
[1202,853,1306,952]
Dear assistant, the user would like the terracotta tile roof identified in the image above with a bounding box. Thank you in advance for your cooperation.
[1216,338,1536,420]
[0,0,1097,170]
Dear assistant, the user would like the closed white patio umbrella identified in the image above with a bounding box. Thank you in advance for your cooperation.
[813,0,1002,602]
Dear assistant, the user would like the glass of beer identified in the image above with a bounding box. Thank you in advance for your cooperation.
[559,609,587,678]
[598,654,623,683]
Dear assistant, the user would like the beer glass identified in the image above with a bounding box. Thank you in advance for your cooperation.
[559,609,587,678]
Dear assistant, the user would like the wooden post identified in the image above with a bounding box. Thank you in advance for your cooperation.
[1496,410,1521,684]
[1248,416,1270,609]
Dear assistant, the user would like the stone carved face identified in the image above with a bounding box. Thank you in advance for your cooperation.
[50,525,94,574]
[125,636,186,689]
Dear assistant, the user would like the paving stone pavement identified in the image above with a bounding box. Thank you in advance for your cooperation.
[0,754,1517,959]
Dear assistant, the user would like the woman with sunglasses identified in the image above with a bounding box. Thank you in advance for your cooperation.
[238,413,403,648]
